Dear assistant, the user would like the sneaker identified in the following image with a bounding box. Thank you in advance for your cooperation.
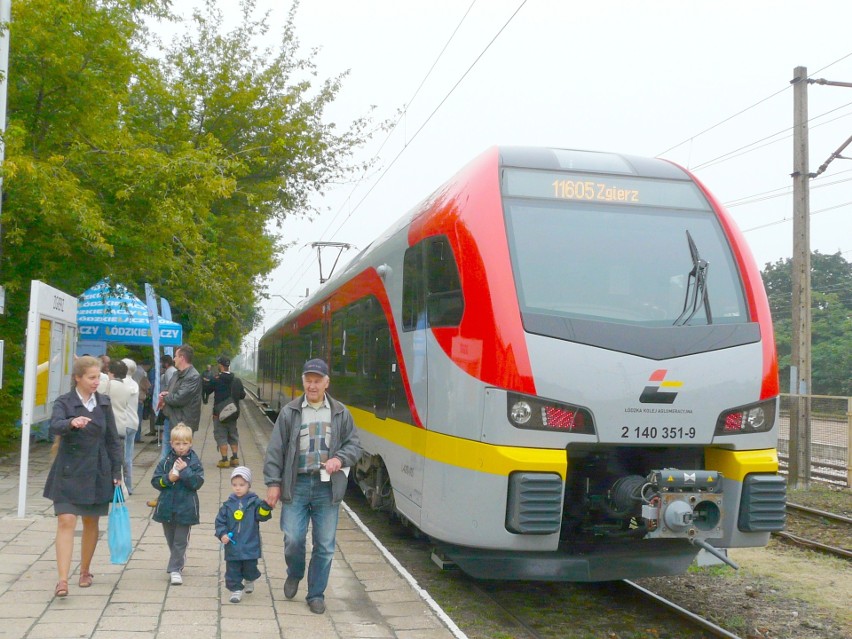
[216,459,230,468]
[283,576,299,599]
[244,580,255,594]
[308,598,325,614]
[170,572,183,585]
[229,590,242,603]
[229,456,240,467]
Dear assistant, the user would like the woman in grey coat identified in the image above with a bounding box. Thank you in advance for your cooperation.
[44,356,123,598]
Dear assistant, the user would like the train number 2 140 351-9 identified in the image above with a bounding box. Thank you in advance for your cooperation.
[621,426,697,440]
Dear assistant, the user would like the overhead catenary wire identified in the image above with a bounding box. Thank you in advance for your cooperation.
[272,1,484,304]
[741,200,852,233]
[725,171,852,208]
[326,0,530,242]
[312,0,480,245]
[275,0,528,303]
[690,100,852,172]
[656,50,852,159]
[265,37,852,343]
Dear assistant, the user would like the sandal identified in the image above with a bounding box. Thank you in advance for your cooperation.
[55,580,68,597]
[78,571,93,588]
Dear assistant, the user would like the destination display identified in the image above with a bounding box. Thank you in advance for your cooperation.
[502,168,708,210]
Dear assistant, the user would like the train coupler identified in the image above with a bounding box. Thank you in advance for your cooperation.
[641,469,725,541]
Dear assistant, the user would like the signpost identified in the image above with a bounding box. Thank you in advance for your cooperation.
[18,281,78,518]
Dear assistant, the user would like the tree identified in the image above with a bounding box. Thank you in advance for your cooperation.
[0,0,375,447]
[762,251,852,396]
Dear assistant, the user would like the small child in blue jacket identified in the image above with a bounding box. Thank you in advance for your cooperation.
[215,466,273,602]
[151,423,204,586]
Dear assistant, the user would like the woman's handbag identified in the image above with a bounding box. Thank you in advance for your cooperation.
[108,486,132,564]
[214,397,239,422]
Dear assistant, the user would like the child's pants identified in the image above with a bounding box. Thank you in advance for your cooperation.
[225,559,261,591]
[162,522,192,573]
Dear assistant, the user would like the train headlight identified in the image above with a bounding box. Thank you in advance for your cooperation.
[507,393,595,435]
[510,400,533,425]
[715,398,776,436]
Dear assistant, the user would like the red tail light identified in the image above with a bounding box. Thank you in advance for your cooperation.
[542,406,580,430]
[723,412,743,432]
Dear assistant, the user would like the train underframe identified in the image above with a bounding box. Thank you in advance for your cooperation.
[354,445,755,581]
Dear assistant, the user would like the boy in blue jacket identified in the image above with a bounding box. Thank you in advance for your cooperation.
[151,423,204,586]
[215,466,273,602]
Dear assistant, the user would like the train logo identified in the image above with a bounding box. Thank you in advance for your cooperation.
[639,369,682,404]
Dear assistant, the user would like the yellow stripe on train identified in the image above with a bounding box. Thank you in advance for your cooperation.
[350,407,567,478]
[704,448,779,482]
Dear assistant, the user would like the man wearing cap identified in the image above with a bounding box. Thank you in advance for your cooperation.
[263,358,362,615]
[210,356,246,468]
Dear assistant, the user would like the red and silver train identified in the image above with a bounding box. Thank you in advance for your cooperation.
[258,146,785,581]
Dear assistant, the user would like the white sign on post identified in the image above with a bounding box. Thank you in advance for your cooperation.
[19,281,78,518]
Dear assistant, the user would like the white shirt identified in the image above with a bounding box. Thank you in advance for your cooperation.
[75,389,97,412]
[101,378,140,435]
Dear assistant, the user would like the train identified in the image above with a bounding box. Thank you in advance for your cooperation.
[257,146,786,581]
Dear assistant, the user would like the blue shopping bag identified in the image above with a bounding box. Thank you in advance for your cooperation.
[108,486,132,564]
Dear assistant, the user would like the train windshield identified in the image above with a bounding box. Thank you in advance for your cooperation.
[502,170,748,328]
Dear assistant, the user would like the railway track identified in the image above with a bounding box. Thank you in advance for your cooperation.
[465,577,745,639]
[241,395,733,638]
[774,501,852,560]
[241,393,845,637]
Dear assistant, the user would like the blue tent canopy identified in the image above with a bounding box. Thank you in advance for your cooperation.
[77,279,183,346]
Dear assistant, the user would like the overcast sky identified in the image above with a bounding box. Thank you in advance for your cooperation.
[160,1,852,343]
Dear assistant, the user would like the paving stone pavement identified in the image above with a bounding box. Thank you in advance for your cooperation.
[0,399,461,639]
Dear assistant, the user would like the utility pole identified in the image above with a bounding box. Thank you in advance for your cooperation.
[0,0,11,388]
[789,66,812,488]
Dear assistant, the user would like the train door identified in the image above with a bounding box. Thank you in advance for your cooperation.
[402,244,429,425]
[371,324,392,420]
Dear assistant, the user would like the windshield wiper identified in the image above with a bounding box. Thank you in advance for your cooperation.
[673,230,713,326]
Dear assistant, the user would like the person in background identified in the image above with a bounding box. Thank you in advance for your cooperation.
[151,423,204,586]
[132,359,150,443]
[263,358,361,615]
[161,354,176,388]
[144,360,157,437]
[201,364,215,404]
[102,359,139,494]
[96,354,110,392]
[44,356,123,598]
[147,345,203,508]
[154,354,177,443]
[215,466,273,603]
[210,356,246,468]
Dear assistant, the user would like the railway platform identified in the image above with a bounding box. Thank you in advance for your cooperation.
[0,398,462,639]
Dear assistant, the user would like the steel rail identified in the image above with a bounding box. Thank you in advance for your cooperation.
[773,530,852,559]
[786,501,852,525]
[623,580,744,639]
[464,580,546,639]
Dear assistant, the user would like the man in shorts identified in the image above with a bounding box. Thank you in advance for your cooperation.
[211,356,246,468]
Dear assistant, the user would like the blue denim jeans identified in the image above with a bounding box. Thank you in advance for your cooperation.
[158,418,172,463]
[280,473,340,602]
[124,430,135,493]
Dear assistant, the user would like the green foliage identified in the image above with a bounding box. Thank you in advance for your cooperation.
[0,0,376,447]
[761,251,852,396]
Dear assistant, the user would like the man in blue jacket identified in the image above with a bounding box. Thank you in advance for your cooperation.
[263,358,361,615]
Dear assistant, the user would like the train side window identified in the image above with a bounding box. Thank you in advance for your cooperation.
[426,237,464,327]
[331,312,344,375]
[402,245,425,331]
